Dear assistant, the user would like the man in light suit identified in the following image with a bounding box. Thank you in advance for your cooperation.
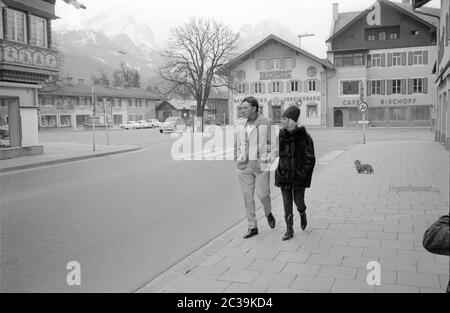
[234,96,278,239]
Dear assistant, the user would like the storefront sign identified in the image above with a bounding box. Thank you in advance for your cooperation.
[260,71,292,80]
[381,98,417,105]
[342,99,360,106]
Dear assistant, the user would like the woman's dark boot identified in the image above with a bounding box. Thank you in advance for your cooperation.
[300,212,307,230]
[282,214,294,241]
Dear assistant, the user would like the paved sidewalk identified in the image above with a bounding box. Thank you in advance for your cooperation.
[138,139,449,293]
[0,142,140,173]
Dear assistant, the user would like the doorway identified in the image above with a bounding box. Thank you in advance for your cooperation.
[334,109,343,127]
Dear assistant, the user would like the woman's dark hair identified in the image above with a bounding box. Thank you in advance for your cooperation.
[242,96,259,112]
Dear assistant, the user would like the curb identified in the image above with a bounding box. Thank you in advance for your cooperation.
[0,147,142,174]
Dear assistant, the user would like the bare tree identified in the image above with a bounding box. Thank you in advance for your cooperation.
[92,69,111,87]
[113,62,141,88]
[159,18,239,131]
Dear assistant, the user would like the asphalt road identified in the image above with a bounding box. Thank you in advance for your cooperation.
[0,127,434,292]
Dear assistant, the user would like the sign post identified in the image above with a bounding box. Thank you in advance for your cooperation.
[358,102,368,145]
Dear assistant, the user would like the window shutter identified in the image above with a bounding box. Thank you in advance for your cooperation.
[305,81,309,92]
[316,80,320,92]
[367,81,372,96]
[286,81,291,93]
[381,54,386,67]
[387,53,393,66]
[367,55,371,68]
[279,81,284,93]
[408,52,413,65]
[279,59,284,70]
[401,79,406,94]
[262,82,266,94]
[245,83,249,95]
[423,51,428,65]
[299,80,303,92]
[408,79,413,94]
[423,78,428,94]
[401,52,407,66]
[387,80,392,95]
[381,80,386,95]
[268,82,272,93]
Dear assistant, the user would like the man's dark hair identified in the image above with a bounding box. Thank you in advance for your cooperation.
[242,96,259,112]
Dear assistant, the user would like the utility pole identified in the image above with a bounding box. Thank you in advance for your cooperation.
[103,99,110,146]
[91,86,96,151]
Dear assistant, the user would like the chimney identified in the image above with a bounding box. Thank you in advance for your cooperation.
[78,78,84,86]
[333,3,339,21]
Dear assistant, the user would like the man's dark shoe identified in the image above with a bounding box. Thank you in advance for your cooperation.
[300,212,307,230]
[267,213,276,229]
[243,228,258,239]
[282,227,294,241]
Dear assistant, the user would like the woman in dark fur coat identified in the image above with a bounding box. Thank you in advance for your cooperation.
[275,105,316,241]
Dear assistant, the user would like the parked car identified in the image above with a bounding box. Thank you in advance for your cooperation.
[147,119,162,128]
[0,124,9,139]
[137,120,152,129]
[160,117,186,133]
[120,121,139,130]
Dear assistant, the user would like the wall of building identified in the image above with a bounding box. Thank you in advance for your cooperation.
[229,40,327,126]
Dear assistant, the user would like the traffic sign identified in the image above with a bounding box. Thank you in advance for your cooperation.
[358,102,368,113]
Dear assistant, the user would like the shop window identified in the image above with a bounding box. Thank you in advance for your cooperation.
[348,108,359,121]
[76,115,90,127]
[368,107,385,121]
[40,115,57,128]
[412,106,430,120]
[307,104,318,118]
[340,80,360,96]
[389,107,407,121]
[59,115,72,128]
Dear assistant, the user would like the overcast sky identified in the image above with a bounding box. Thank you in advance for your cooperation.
[54,0,441,57]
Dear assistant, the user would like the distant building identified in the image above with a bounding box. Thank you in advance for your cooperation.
[326,0,439,127]
[0,0,59,159]
[38,80,162,129]
[223,34,334,126]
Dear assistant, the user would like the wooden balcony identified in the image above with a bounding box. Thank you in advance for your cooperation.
[0,39,59,83]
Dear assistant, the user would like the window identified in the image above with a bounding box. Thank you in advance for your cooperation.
[392,79,401,94]
[271,59,281,70]
[379,32,386,40]
[371,54,382,67]
[6,9,26,43]
[413,51,424,65]
[30,15,47,47]
[368,34,376,41]
[389,107,407,121]
[257,59,266,71]
[59,115,72,128]
[254,82,263,94]
[290,81,299,92]
[308,80,317,92]
[341,80,360,95]
[389,32,399,40]
[272,81,280,93]
[411,30,420,36]
[392,52,402,66]
[307,104,318,118]
[237,83,246,94]
[40,115,57,128]
[335,53,363,67]
[371,80,382,95]
[413,78,424,93]
[284,58,293,70]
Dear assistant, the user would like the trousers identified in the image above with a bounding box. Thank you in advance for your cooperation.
[238,167,272,229]
[281,188,306,224]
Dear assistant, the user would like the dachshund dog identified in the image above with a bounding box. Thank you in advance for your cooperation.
[354,160,374,174]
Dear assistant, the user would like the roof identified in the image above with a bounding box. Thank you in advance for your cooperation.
[40,84,162,100]
[223,34,334,71]
[327,0,439,43]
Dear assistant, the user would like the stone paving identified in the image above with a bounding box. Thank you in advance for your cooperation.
[138,139,449,293]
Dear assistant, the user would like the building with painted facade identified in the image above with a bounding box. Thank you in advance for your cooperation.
[326,0,439,127]
[224,35,333,126]
[0,0,59,159]
[38,80,161,129]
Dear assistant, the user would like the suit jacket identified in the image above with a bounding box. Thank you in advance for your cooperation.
[234,116,278,171]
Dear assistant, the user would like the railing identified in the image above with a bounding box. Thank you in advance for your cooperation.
[0,40,58,71]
